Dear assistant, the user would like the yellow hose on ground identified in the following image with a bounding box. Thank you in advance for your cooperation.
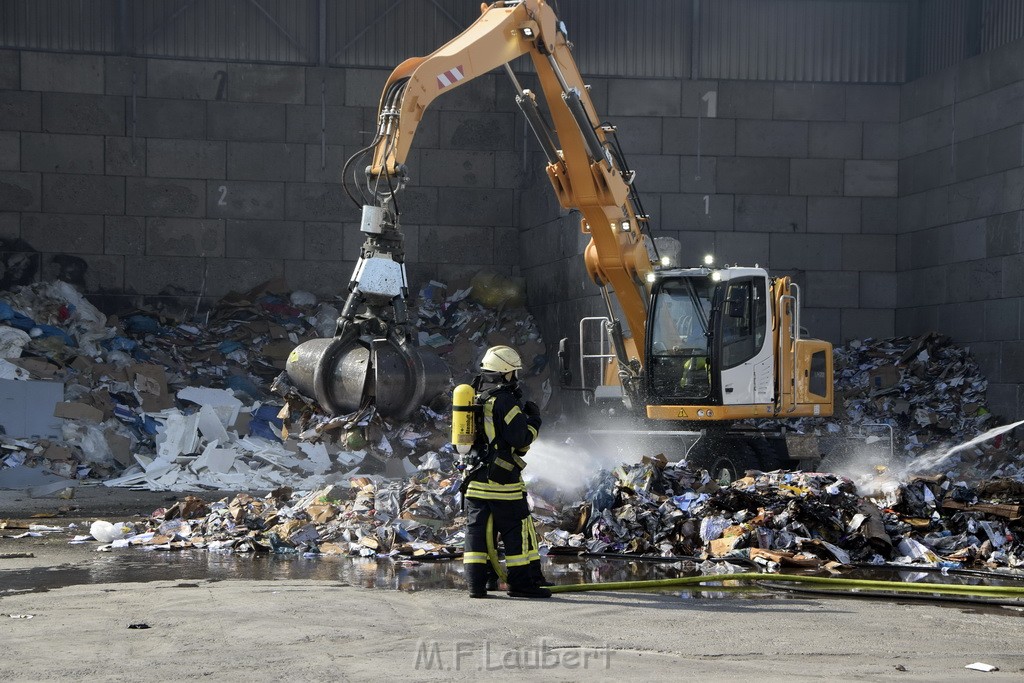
[549,572,1024,599]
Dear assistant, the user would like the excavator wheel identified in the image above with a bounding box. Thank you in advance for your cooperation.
[688,439,759,484]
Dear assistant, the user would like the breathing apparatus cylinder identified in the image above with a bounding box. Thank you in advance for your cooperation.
[451,383,477,455]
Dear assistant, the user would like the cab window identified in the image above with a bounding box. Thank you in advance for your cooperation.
[721,278,767,369]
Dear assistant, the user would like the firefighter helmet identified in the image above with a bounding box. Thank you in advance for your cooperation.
[480,345,523,374]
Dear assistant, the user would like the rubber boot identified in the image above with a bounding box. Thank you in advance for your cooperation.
[465,564,489,599]
[528,560,554,588]
[507,584,552,599]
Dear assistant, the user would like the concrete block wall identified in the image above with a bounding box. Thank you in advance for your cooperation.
[522,77,901,352]
[897,38,1024,420]
[0,51,523,304]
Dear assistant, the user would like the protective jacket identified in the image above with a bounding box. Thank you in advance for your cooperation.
[464,384,541,501]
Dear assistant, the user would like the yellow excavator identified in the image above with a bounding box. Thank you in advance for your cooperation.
[286,0,834,474]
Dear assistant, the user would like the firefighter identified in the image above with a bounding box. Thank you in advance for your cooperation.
[461,345,550,599]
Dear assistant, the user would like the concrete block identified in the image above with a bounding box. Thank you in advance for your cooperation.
[20,213,103,253]
[392,187,438,225]
[437,188,513,227]
[954,81,1024,143]
[0,91,39,131]
[104,216,145,256]
[679,156,716,194]
[799,307,841,344]
[418,225,495,264]
[717,158,789,195]
[898,266,947,306]
[862,122,898,161]
[807,197,860,233]
[21,53,103,94]
[226,142,304,182]
[860,272,897,308]
[808,122,861,159]
[899,107,951,157]
[841,308,895,341]
[992,298,1024,341]
[790,159,843,196]
[901,70,954,121]
[735,195,806,232]
[147,60,227,100]
[736,120,808,158]
[440,112,515,151]
[985,382,1023,422]
[987,211,1022,258]
[419,150,495,188]
[304,221,352,261]
[344,69,389,108]
[227,64,305,104]
[844,160,897,197]
[135,98,206,139]
[805,270,858,307]
[42,253,123,293]
[662,118,735,156]
[285,104,365,146]
[207,181,284,220]
[0,212,18,239]
[206,259,286,298]
[0,172,40,211]
[628,154,680,194]
[222,219,300,259]
[842,234,896,271]
[1002,254,1024,297]
[42,174,123,215]
[956,124,1024,183]
[207,102,286,142]
[893,304,938,334]
[41,93,123,136]
[608,79,680,117]
[0,132,18,171]
[305,67,346,106]
[898,192,928,233]
[718,81,773,119]
[773,84,845,121]
[146,218,225,257]
[0,50,18,89]
[124,256,205,295]
[608,116,663,154]
[22,133,103,175]
[946,258,1003,303]
[284,260,352,297]
[284,182,347,222]
[942,301,986,343]
[303,143,360,184]
[494,151,526,190]
[105,137,146,177]
[862,197,898,234]
[1001,341,1024,383]
[661,193,733,231]
[845,85,900,122]
[680,81,718,117]
[714,231,769,267]
[104,57,146,96]
[493,226,519,267]
[769,233,842,271]
[126,178,206,218]
[147,139,225,179]
[898,147,951,196]
[905,221,984,269]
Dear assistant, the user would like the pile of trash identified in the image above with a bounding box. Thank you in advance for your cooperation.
[0,274,549,493]
[538,459,1024,570]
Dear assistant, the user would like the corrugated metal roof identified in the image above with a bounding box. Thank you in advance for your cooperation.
[0,0,119,53]
[917,0,971,76]
[981,0,1024,51]
[696,0,908,83]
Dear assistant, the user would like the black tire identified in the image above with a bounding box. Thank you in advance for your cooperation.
[688,439,759,483]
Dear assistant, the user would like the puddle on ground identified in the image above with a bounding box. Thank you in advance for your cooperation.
[0,552,774,599]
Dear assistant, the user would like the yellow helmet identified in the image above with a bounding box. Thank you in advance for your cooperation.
[480,345,522,374]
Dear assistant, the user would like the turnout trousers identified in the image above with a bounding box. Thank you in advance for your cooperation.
[463,494,540,590]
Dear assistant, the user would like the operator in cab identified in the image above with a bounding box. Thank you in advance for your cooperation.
[461,345,550,599]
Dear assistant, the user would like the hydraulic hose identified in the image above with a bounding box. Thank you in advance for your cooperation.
[548,572,1024,599]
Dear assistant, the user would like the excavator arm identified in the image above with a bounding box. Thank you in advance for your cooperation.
[287,0,656,418]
